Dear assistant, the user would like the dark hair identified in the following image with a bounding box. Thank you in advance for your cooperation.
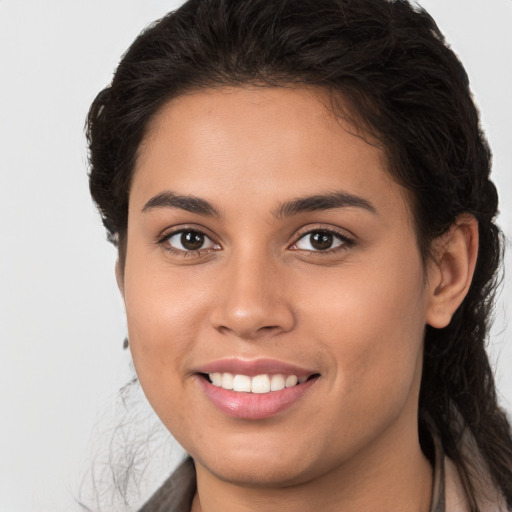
[87,0,512,508]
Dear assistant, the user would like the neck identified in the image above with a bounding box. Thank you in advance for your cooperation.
[191,416,433,512]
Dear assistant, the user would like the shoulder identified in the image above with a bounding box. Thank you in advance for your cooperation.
[444,435,508,512]
[428,412,509,512]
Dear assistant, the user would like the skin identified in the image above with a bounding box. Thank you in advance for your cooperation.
[118,86,478,512]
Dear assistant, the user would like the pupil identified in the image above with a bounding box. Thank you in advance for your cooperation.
[311,232,333,250]
[181,231,204,250]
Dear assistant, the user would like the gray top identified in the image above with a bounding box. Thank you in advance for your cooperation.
[139,457,196,512]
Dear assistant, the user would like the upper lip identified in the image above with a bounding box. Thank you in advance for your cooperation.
[195,358,318,378]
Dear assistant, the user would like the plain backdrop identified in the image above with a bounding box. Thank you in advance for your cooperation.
[0,1,510,511]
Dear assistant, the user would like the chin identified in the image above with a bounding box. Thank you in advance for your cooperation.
[191,437,330,488]
[205,459,314,488]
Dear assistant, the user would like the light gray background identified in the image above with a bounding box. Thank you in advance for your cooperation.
[0,1,510,511]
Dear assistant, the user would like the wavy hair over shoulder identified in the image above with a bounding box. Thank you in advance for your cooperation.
[87,0,512,508]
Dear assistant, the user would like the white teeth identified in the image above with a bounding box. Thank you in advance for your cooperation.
[232,374,251,392]
[221,373,234,390]
[270,374,285,391]
[210,372,222,386]
[285,375,298,387]
[208,372,309,393]
[251,374,271,393]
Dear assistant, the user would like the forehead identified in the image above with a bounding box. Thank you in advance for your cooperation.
[131,86,409,220]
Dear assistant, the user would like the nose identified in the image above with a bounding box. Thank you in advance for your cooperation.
[209,251,296,340]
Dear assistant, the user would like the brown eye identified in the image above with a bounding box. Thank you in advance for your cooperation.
[310,232,334,250]
[164,230,218,252]
[293,230,348,252]
[181,231,205,250]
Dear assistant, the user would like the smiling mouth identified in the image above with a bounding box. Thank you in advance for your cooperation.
[200,372,319,394]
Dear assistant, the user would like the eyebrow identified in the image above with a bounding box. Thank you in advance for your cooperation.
[274,191,377,218]
[142,191,221,217]
[141,190,376,218]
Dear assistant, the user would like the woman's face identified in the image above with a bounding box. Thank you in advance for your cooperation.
[122,87,436,486]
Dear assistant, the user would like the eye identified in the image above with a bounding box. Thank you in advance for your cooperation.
[291,229,351,252]
[163,229,219,252]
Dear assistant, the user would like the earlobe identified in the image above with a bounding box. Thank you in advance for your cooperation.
[425,215,479,329]
[115,259,125,298]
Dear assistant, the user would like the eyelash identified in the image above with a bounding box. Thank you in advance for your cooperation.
[290,227,355,254]
[157,227,220,258]
[157,226,355,258]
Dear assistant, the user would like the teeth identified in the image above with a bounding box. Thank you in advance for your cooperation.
[233,374,251,392]
[208,372,309,393]
[210,372,222,386]
[251,374,271,393]
[285,375,298,387]
[270,374,285,391]
[221,373,234,390]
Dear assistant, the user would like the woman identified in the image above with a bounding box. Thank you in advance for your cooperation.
[86,0,512,510]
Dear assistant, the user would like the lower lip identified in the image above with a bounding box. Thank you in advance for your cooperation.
[197,376,317,420]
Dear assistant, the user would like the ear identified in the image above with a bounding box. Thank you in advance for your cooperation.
[425,215,479,329]
[115,259,125,298]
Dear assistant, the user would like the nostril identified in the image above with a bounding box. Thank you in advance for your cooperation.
[214,321,291,341]
[259,325,279,332]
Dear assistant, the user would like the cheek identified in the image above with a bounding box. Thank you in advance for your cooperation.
[122,261,211,397]
[299,250,427,401]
